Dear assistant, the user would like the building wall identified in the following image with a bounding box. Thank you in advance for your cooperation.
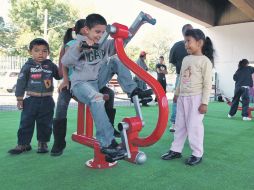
[207,22,254,97]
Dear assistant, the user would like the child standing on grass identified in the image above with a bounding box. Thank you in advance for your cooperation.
[228,59,254,121]
[8,38,61,155]
[161,29,214,166]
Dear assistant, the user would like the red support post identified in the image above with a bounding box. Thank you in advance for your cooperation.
[72,102,117,169]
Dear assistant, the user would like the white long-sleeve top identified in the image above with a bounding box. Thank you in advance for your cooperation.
[175,55,213,105]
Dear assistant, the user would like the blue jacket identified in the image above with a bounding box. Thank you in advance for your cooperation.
[15,58,61,100]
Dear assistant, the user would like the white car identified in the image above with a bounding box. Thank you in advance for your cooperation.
[0,70,19,93]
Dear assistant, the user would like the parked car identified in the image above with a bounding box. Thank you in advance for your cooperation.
[0,70,19,93]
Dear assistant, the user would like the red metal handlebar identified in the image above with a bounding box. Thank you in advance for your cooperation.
[112,23,169,147]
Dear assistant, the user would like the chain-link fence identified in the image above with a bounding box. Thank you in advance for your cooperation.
[0,56,172,112]
[0,56,27,70]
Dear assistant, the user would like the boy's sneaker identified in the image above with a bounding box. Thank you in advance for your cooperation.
[130,88,153,103]
[101,139,127,162]
[169,124,175,133]
[243,117,252,121]
[8,144,32,155]
[228,114,233,118]
[37,142,49,153]
[139,96,153,104]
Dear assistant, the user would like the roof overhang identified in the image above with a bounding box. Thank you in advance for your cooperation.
[142,0,254,27]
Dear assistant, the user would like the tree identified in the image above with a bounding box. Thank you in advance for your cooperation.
[8,0,78,60]
[126,45,141,62]
[0,17,17,55]
[139,28,175,73]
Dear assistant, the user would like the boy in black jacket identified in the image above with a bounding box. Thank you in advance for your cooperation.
[8,38,61,154]
[228,59,254,120]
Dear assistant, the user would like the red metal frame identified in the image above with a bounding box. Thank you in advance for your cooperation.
[72,22,169,168]
[72,103,117,169]
[225,97,254,118]
[112,23,169,146]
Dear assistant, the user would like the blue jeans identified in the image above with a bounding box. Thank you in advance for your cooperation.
[170,74,180,124]
[229,87,250,117]
[55,86,72,120]
[98,57,137,97]
[54,83,115,120]
[18,96,54,145]
[72,80,114,147]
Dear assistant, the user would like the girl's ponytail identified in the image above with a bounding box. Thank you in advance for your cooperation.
[63,28,74,45]
[202,36,214,66]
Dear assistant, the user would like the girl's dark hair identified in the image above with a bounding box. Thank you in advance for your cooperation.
[85,13,107,29]
[185,29,214,65]
[63,28,74,45]
[74,19,86,34]
[29,38,49,51]
[238,59,249,68]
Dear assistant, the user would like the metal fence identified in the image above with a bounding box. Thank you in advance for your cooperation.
[0,56,27,70]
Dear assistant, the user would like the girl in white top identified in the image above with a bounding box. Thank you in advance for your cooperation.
[161,29,214,166]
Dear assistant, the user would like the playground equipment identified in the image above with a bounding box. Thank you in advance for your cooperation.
[223,95,254,118]
[72,12,169,169]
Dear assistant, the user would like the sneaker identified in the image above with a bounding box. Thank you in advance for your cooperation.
[130,88,153,102]
[139,96,153,104]
[8,144,32,155]
[243,117,252,121]
[169,124,175,133]
[142,102,150,107]
[161,150,182,160]
[185,155,202,166]
[228,114,233,118]
[37,142,49,153]
[101,139,127,162]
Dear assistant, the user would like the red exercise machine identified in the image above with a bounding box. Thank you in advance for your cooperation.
[72,12,169,169]
[223,96,254,118]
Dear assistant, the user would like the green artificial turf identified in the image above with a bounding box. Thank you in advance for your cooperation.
[0,102,254,190]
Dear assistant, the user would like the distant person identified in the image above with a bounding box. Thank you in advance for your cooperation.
[161,29,214,166]
[169,24,193,132]
[156,55,168,93]
[249,73,254,103]
[134,51,151,106]
[228,59,254,121]
[8,38,61,155]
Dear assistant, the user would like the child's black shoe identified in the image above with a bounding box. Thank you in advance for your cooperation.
[101,139,127,162]
[8,144,32,155]
[185,155,202,166]
[161,150,182,160]
[130,88,153,103]
[37,142,49,153]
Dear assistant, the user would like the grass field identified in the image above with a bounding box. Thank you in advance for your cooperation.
[0,102,254,190]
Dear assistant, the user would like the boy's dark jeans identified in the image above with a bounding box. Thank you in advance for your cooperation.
[229,87,250,117]
[17,96,55,145]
